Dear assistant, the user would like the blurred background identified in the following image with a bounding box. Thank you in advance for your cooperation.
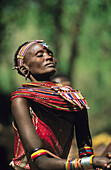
[0,0,111,169]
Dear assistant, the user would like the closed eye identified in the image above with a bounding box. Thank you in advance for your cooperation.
[37,54,43,57]
[48,52,53,57]
[36,51,43,57]
[35,50,43,57]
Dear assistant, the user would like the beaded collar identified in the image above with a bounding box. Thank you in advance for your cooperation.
[11,81,89,112]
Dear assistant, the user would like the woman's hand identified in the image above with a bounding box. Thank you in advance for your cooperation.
[107,152,111,159]
[93,156,111,169]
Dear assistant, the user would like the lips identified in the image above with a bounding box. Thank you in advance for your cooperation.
[45,62,55,67]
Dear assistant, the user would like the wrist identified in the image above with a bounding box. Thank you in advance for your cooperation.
[79,146,94,158]
[30,148,47,161]
[65,155,95,170]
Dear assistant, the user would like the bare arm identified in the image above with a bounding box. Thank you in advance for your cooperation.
[74,108,111,169]
[11,97,66,170]
[74,108,92,149]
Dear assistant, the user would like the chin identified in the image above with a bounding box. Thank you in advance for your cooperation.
[45,70,56,77]
[45,67,56,75]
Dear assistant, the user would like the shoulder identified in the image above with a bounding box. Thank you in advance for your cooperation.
[11,97,29,111]
[11,97,28,104]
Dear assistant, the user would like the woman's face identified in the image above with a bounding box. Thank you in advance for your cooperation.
[24,43,57,79]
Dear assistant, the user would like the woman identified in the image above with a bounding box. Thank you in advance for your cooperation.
[10,40,111,170]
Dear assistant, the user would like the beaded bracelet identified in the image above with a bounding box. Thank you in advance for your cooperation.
[79,146,93,158]
[90,155,95,164]
[65,155,95,170]
[65,158,76,170]
[30,148,47,161]
[65,158,82,170]
[81,155,95,168]
[75,158,79,169]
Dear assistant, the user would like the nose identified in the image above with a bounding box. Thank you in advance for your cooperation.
[44,53,53,61]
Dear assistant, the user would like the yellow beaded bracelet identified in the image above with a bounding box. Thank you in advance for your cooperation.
[90,155,95,164]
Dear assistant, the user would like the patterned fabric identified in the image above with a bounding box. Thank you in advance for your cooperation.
[11,81,89,112]
[11,107,63,169]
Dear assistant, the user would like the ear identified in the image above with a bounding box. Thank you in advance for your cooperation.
[18,64,30,77]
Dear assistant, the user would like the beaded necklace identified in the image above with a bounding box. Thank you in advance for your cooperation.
[11,81,89,112]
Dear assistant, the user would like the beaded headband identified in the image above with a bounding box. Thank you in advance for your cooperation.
[12,40,49,70]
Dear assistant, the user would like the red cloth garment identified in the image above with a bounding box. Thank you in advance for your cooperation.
[11,108,63,169]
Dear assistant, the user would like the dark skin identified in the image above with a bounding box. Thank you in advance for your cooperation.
[12,43,111,169]
[51,76,71,86]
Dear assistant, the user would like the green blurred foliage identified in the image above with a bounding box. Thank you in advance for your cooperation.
[0,0,111,135]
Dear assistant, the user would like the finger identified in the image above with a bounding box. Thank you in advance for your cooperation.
[106,162,111,169]
[104,163,107,167]
[107,160,111,165]
[106,164,111,169]
[107,152,111,158]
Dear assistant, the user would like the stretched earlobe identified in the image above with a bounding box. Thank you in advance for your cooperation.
[18,64,30,80]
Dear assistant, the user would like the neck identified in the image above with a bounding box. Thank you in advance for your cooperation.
[29,74,50,82]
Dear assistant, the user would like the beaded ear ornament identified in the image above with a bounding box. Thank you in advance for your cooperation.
[12,40,49,70]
